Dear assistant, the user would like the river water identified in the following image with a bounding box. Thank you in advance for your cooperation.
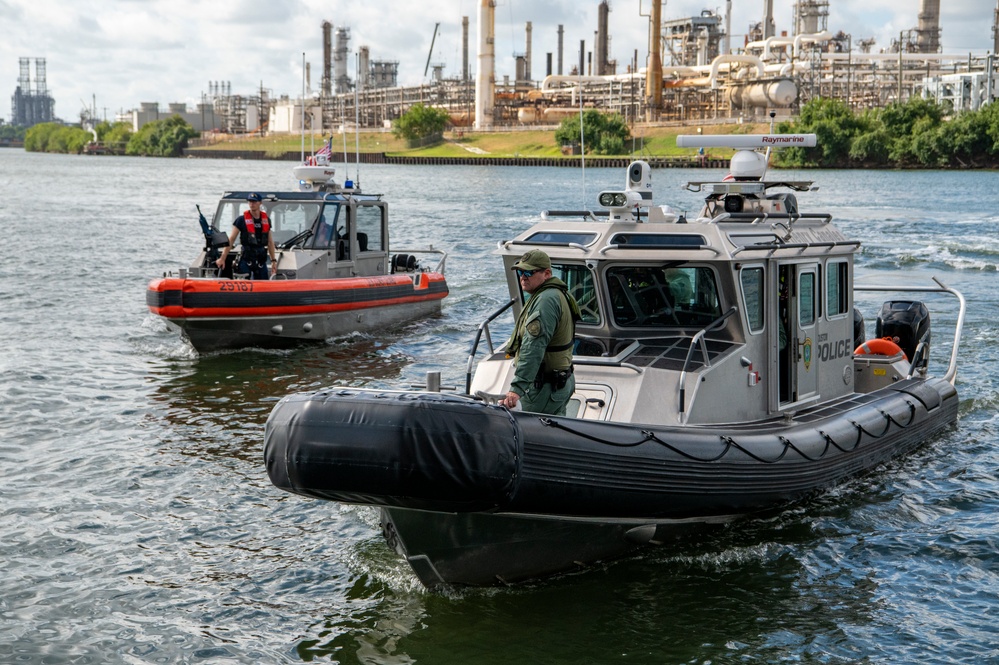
[1,148,997,664]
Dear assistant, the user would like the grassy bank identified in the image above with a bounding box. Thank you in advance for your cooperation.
[188,123,770,160]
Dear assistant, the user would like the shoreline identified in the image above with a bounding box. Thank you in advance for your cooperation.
[182,148,726,169]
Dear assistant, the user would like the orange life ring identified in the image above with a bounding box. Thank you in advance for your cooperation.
[854,337,907,360]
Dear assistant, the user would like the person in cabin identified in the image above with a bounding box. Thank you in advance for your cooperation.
[315,213,336,248]
[499,250,582,416]
[215,193,278,279]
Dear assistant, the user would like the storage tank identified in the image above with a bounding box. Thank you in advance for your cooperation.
[727,78,797,108]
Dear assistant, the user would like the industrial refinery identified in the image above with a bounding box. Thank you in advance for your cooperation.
[279,0,999,135]
[12,1,999,135]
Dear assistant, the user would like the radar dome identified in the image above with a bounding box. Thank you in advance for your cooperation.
[729,150,767,180]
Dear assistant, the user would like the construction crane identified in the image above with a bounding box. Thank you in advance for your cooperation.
[424,22,441,79]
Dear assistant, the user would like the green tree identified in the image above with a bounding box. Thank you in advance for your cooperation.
[103,121,133,152]
[24,122,91,153]
[848,127,891,166]
[775,98,865,167]
[126,115,197,156]
[392,103,449,142]
[554,110,630,155]
[0,124,27,141]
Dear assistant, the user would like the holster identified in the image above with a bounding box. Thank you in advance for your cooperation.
[533,365,573,390]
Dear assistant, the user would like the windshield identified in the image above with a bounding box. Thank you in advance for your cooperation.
[606,265,721,328]
[213,200,323,247]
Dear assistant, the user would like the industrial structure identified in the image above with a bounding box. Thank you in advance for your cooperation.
[40,0,998,135]
[11,57,55,127]
[280,0,994,134]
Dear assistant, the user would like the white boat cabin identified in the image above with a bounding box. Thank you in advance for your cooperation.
[469,136,921,426]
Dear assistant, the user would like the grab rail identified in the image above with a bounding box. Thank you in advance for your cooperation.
[678,306,738,419]
[392,247,448,274]
[730,239,861,256]
[465,299,516,394]
[855,277,965,385]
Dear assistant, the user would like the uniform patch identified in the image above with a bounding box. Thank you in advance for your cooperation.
[526,319,542,337]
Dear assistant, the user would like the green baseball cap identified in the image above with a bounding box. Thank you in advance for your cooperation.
[511,249,551,272]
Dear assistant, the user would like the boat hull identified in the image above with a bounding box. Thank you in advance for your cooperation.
[147,273,447,351]
[264,378,958,586]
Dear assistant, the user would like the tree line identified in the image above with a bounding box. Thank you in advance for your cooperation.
[24,115,198,157]
[21,96,999,167]
[774,97,999,169]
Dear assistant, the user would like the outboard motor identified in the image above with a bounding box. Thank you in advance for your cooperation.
[391,253,418,273]
[853,307,866,351]
[876,300,930,362]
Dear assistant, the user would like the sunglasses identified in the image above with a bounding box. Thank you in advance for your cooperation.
[516,268,541,279]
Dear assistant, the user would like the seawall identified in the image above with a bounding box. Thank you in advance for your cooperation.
[182,149,725,169]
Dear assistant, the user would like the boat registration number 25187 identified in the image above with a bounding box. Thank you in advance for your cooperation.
[219,282,254,292]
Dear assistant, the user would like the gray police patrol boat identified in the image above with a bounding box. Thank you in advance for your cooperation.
[264,134,964,588]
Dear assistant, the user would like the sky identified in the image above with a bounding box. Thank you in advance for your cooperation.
[2,0,995,124]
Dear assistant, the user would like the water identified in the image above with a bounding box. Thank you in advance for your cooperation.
[1,148,997,664]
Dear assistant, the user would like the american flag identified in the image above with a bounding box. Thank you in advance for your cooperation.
[315,139,332,159]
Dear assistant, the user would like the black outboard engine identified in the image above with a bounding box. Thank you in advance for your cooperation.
[391,254,418,273]
[876,300,930,363]
[853,307,866,350]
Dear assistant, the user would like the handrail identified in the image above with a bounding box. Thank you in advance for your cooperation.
[465,299,517,394]
[540,210,608,221]
[392,247,448,274]
[730,239,861,256]
[709,212,832,225]
[598,242,721,255]
[501,239,592,251]
[855,277,965,385]
[677,306,738,417]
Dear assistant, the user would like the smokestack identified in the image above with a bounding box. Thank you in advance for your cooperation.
[475,0,496,129]
[994,0,999,55]
[462,16,469,81]
[358,46,369,92]
[724,0,732,55]
[579,39,585,76]
[557,25,564,75]
[322,20,332,96]
[334,26,351,94]
[646,0,662,120]
[526,22,532,82]
[916,0,941,53]
[596,1,610,76]
[763,0,775,39]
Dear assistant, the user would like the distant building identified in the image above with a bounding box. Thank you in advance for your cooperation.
[923,72,997,112]
[125,102,219,133]
[11,57,55,127]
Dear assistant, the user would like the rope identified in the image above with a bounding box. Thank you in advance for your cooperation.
[537,399,919,465]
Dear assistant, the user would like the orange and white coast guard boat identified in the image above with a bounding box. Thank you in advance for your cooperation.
[147,164,448,352]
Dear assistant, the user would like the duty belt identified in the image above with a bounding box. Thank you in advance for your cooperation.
[534,365,573,390]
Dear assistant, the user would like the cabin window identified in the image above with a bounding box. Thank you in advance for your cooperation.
[354,204,384,253]
[739,266,765,334]
[524,231,598,246]
[798,271,816,327]
[310,203,342,249]
[826,260,850,318]
[605,265,721,328]
[212,200,321,248]
[550,263,600,325]
[609,233,707,249]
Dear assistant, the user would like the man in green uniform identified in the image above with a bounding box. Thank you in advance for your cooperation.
[499,250,581,416]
